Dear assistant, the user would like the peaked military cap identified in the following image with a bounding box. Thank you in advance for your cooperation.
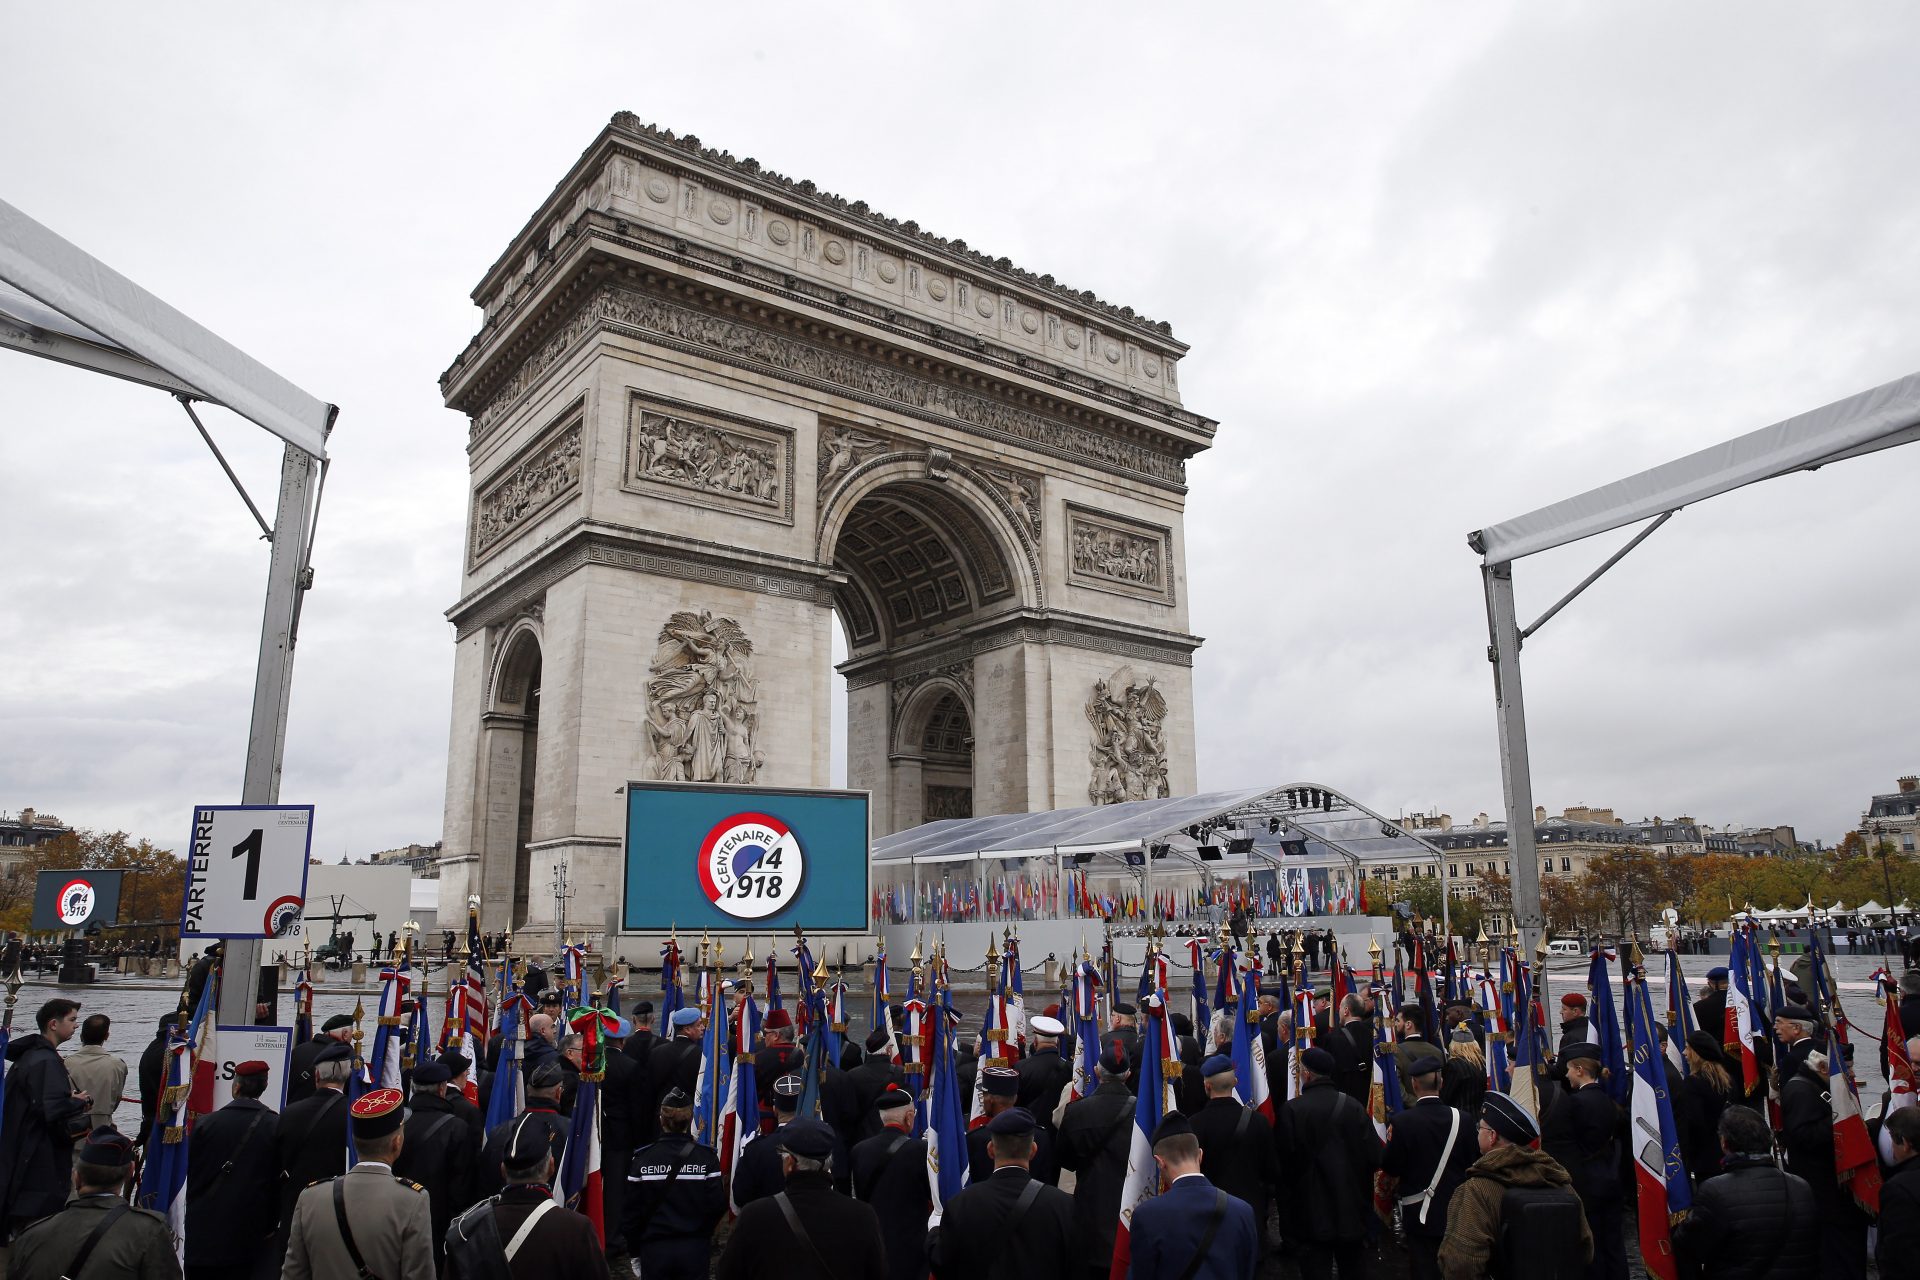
[350,1087,406,1139]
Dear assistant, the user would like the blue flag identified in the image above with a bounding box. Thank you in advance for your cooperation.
[927,981,969,1220]
[1588,949,1630,1105]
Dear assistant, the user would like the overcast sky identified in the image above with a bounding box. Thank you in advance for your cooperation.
[4,3,1916,860]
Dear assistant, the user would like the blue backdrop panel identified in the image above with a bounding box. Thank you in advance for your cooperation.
[622,781,871,931]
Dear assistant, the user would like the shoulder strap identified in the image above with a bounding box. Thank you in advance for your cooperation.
[1175,1190,1229,1280]
[1233,1107,1254,1144]
[332,1178,383,1280]
[775,1192,837,1276]
[60,1204,130,1280]
[290,1090,345,1154]
[982,1179,1047,1279]
[413,1112,458,1147]
[1412,1107,1462,1225]
[209,1107,270,1185]
[503,1200,557,1262]
[859,1131,912,1201]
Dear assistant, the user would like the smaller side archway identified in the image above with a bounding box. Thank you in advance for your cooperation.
[485,623,543,930]
[886,674,975,832]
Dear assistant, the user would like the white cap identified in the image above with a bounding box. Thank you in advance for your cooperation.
[1029,1015,1067,1037]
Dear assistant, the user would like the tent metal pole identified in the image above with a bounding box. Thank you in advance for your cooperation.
[178,395,272,539]
[1484,560,1545,961]
[1521,511,1673,640]
[217,441,320,1030]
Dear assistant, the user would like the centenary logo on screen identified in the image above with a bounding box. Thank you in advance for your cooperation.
[58,879,96,927]
[698,812,805,919]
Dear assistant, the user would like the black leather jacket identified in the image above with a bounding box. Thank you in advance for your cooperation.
[1671,1152,1819,1279]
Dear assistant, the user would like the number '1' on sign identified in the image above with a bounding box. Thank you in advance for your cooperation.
[181,805,316,939]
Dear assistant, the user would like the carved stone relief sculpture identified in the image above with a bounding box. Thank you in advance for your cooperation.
[1086,665,1170,806]
[1072,520,1160,586]
[642,611,764,784]
[630,407,783,509]
[818,423,891,487]
[984,466,1041,539]
[472,421,583,560]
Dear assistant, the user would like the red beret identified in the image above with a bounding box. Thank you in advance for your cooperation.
[765,1008,793,1030]
[233,1060,270,1078]
[1561,993,1587,1010]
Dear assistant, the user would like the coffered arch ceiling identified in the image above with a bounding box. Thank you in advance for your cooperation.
[829,482,1017,651]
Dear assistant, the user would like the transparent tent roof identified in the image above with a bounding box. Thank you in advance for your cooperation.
[871,782,1447,871]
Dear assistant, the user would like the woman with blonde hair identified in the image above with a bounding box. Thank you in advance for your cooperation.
[1440,1022,1487,1118]
[1682,1028,1735,1181]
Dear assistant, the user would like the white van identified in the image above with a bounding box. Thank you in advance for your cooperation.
[1545,938,1584,957]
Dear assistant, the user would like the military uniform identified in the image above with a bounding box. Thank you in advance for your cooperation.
[716,1122,886,1280]
[1380,1093,1475,1280]
[927,1164,1075,1280]
[391,1076,479,1271]
[282,1162,435,1280]
[444,1113,608,1280]
[1126,1172,1259,1280]
[478,1101,567,1200]
[9,1193,180,1280]
[1541,1072,1624,1280]
[184,1086,280,1279]
[623,1130,726,1279]
[851,1117,930,1280]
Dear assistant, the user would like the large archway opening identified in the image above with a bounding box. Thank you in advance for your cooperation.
[492,629,542,929]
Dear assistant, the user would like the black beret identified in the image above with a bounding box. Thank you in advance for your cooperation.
[779,1119,836,1159]
[1169,1011,1194,1037]
[528,1060,566,1089]
[78,1127,134,1168]
[322,1014,354,1032]
[1300,1047,1337,1076]
[1151,1111,1194,1145]
[1112,1002,1138,1016]
[1482,1092,1539,1145]
[630,1000,654,1017]
[877,1087,914,1111]
[1099,1045,1130,1074]
[1705,966,1729,981]
[412,1061,452,1086]
[439,1050,471,1077]
[982,1066,1019,1098]
[866,1027,890,1052]
[503,1114,554,1170]
[315,1040,352,1064]
[986,1106,1037,1137]
[1560,1042,1603,1065]
[1775,1004,1816,1024]
[1686,1029,1730,1067]
[660,1087,692,1110]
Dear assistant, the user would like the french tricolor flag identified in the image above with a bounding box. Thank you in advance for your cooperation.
[1626,964,1690,1280]
[1109,993,1171,1280]
[1230,960,1273,1120]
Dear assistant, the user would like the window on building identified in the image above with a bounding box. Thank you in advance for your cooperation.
[1504,860,1511,874]
[1543,860,1552,875]
[1561,857,1571,872]
[1448,863,1458,878]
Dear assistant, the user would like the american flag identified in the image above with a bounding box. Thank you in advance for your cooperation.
[454,906,489,1045]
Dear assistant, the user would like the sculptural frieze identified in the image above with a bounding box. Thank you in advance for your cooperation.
[1086,666,1170,806]
[472,422,582,560]
[642,611,764,784]
[1066,507,1171,602]
[985,466,1041,539]
[818,424,891,487]
[629,407,783,512]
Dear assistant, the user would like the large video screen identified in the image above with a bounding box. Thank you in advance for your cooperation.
[622,781,871,932]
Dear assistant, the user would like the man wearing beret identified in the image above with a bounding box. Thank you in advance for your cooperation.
[1105,1003,1143,1091]
[1779,1036,1870,1280]
[969,1065,1058,1185]
[1381,1054,1475,1279]
[283,1087,434,1280]
[444,1112,608,1280]
[1540,1043,1624,1280]
[185,1060,280,1280]
[1693,967,1730,1043]
[624,1087,726,1280]
[394,1059,479,1271]
[851,1087,930,1280]
[1188,1054,1278,1257]
[1439,1091,1591,1279]
[438,1049,486,1147]
[754,1008,805,1112]
[1275,1045,1380,1279]
[1057,1046,1136,1280]
[929,1107,1074,1279]
[648,1006,707,1118]
[288,1013,355,1106]
[271,1039,355,1271]
[10,1128,179,1280]
[1126,1110,1259,1280]
[716,1119,886,1280]
[1556,994,1591,1053]
[848,1026,904,1141]
[478,1059,568,1201]
[622,1000,661,1148]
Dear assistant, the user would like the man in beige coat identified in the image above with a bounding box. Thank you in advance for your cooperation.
[282,1087,434,1280]
[65,1014,127,1132]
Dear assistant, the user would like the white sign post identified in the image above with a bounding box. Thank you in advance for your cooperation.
[182,805,315,939]
[207,1025,295,1113]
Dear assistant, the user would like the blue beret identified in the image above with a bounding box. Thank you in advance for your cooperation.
[411,1061,452,1085]
[778,1119,836,1159]
[612,1017,632,1038]
[671,1007,704,1028]
[986,1106,1037,1136]
[1201,1054,1235,1078]
[1706,967,1729,981]
[1482,1091,1539,1144]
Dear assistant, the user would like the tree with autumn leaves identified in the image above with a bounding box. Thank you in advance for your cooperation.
[0,828,186,937]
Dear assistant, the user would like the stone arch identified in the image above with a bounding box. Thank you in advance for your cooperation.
[488,617,545,713]
[483,622,542,928]
[890,671,974,755]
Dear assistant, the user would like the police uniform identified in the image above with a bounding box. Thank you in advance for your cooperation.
[391,1061,479,1271]
[281,1088,435,1280]
[850,1089,931,1280]
[1125,1112,1260,1280]
[444,1112,609,1280]
[929,1108,1075,1280]
[185,1060,280,1280]
[715,1119,886,1280]
[623,1089,726,1280]
[1540,1044,1625,1280]
[9,1130,179,1280]
[1380,1057,1475,1280]
[733,1074,805,1208]
[1187,1057,1279,1253]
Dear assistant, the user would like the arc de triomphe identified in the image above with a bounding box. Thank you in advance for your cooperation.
[437,114,1216,941]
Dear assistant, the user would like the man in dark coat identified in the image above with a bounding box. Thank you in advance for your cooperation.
[1380,1056,1474,1280]
[1672,1104,1818,1280]
[1016,1015,1075,1134]
[716,1119,886,1280]
[623,1089,727,1280]
[478,1062,569,1201]
[1057,1050,1139,1280]
[269,1041,353,1271]
[1187,1055,1278,1257]
[851,1088,930,1280]
[1877,1106,1920,1280]
[445,1115,609,1280]
[1541,1043,1627,1280]
[1169,1012,1208,1116]
[185,1058,280,1280]
[1692,967,1730,1045]
[137,1012,180,1146]
[847,1027,903,1140]
[1104,1004,1142,1091]
[968,1066,1057,1185]
[287,1013,355,1106]
[1779,1044,1869,1280]
[754,1009,805,1110]
[1275,1046,1380,1280]
[598,1018,645,1263]
[622,1000,659,1145]
[0,998,91,1234]
[1127,1111,1260,1280]
[929,1108,1075,1280]
[732,1074,803,1208]
[440,1049,486,1146]
[1557,992,1592,1052]
[648,1007,706,1115]
[1325,993,1375,1105]
[393,1060,479,1272]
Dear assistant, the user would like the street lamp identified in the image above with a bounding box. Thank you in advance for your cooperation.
[1872,821,1894,908]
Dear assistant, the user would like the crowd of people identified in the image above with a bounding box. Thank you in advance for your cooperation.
[0,948,1916,1280]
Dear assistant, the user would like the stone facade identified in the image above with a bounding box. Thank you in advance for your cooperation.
[437,116,1214,943]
